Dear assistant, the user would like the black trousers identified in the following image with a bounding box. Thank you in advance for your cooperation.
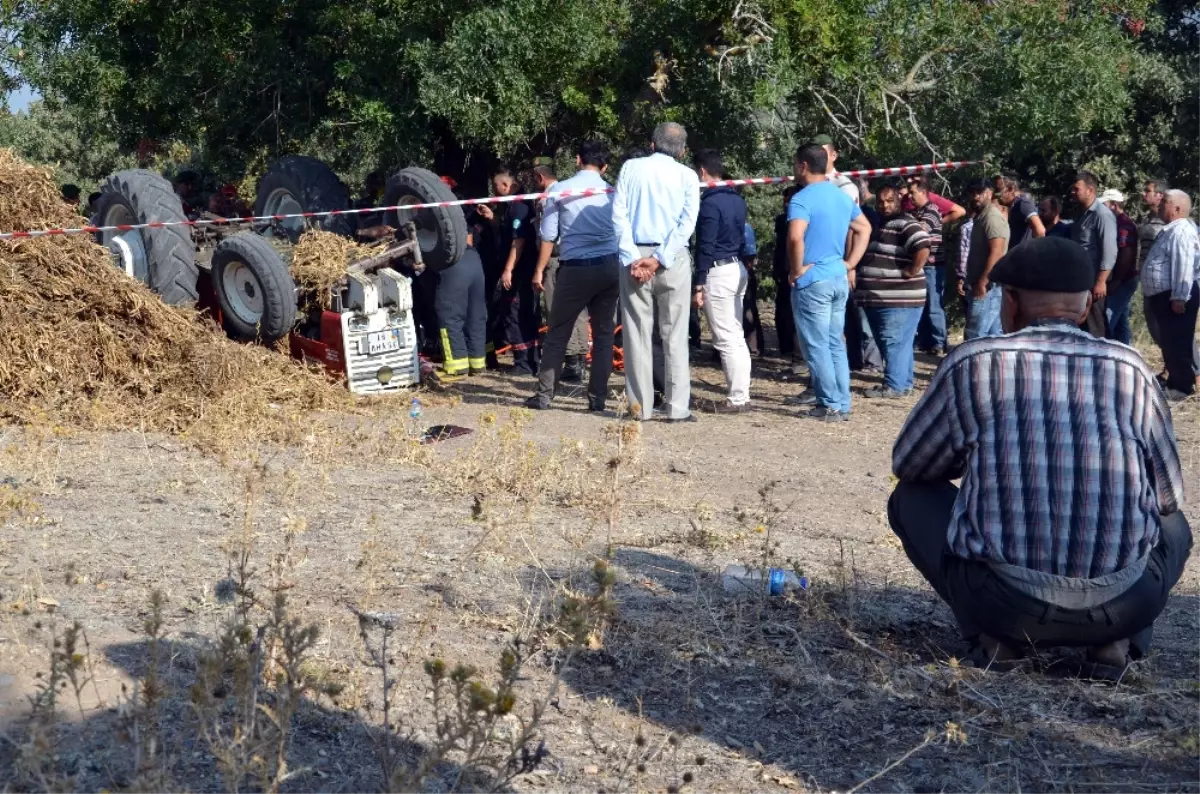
[488,265,541,373]
[887,481,1192,657]
[412,270,441,358]
[774,278,796,358]
[743,267,764,355]
[435,255,487,374]
[1147,284,1200,394]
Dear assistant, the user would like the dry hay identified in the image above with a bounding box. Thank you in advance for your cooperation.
[290,230,378,310]
[0,149,352,453]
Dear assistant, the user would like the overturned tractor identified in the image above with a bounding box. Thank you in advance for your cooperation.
[92,157,467,395]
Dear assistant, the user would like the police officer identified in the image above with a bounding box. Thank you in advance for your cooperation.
[435,223,488,377]
[477,165,541,375]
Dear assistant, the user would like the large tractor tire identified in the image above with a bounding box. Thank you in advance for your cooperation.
[211,232,297,345]
[383,167,467,273]
[93,169,199,305]
[254,155,354,241]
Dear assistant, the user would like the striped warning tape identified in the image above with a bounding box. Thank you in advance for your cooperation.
[0,160,982,241]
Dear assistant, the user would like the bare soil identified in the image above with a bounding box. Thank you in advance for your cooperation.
[1,339,1197,793]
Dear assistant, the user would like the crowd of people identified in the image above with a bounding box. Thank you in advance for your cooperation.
[423,125,1199,425]
[61,124,1198,677]
[430,124,1196,676]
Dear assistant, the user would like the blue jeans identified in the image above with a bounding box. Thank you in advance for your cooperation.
[965,287,1003,340]
[1106,278,1138,345]
[916,266,947,350]
[863,306,923,392]
[793,275,851,413]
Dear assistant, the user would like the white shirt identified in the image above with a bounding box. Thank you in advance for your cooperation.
[830,172,860,205]
[611,153,701,268]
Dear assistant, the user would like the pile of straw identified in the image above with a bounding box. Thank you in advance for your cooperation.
[0,149,350,450]
[290,230,378,310]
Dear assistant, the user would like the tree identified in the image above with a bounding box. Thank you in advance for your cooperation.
[1,0,1194,201]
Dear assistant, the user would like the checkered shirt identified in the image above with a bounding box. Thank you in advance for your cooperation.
[893,320,1185,578]
[1141,218,1200,302]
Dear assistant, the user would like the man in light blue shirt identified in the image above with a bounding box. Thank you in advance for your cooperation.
[786,142,872,422]
[526,140,622,413]
[611,122,702,422]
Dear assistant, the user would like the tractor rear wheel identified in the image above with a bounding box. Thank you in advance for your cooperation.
[93,169,199,305]
[254,155,353,241]
[211,232,297,345]
[383,167,467,273]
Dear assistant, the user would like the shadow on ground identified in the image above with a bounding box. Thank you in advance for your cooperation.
[544,548,1200,793]
[0,634,520,793]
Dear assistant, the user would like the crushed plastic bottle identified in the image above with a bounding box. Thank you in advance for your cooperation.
[409,397,423,421]
[721,565,809,596]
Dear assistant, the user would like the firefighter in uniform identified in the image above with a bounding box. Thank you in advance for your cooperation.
[435,224,488,376]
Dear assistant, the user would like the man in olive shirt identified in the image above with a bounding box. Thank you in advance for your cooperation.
[1069,170,1117,338]
[963,181,1010,340]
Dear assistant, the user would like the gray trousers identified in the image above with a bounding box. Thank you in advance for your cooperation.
[543,258,590,357]
[620,246,692,420]
[535,257,620,406]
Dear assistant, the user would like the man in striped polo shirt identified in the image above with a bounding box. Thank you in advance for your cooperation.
[889,237,1192,677]
[855,183,931,398]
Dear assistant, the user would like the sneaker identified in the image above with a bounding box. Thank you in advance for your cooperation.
[702,400,750,415]
[862,385,912,399]
[664,413,699,424]
[801,406,848,422]
[523,395,551,410]
[783,390,818,406]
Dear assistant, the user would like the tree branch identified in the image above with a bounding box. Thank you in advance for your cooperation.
[884,47,952,96]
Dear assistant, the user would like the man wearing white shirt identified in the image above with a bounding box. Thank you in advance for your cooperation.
[612,123,702,422]
[1141,190,1200,399]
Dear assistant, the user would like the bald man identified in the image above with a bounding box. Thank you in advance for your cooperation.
[1141,190,1200,398]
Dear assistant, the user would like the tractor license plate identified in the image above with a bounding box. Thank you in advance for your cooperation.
[365,330,401,355]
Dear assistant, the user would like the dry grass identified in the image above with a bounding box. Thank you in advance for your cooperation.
[289,230,379,311]
[0,149,353,455]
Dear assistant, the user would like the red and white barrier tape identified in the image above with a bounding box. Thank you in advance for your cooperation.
[0,160,981,241]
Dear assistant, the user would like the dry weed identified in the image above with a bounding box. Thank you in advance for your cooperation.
[289,230,379,311]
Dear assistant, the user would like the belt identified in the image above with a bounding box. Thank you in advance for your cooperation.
[711,256,741,268]
[561,254,619,267]
[635,242,662,247]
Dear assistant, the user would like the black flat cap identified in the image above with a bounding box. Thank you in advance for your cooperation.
[808,134,834,147]
[989,237,1095,293]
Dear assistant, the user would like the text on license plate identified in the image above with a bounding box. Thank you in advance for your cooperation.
[365,330,401,355]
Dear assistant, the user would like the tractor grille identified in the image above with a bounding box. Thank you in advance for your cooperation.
[341,314,421,396]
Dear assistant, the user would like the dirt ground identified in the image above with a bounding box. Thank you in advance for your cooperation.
[1,329,1198,793]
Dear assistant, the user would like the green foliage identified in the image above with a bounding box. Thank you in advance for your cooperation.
[0,0,1194,198]
[0,99,134,190]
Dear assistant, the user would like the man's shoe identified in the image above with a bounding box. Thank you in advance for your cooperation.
[665,413,699,424]
[702,400,749,415]
[968,633,1025,672]
[1080,639,1132,681]
[863,385,912,399]
[523,395,551,410]
[561,355,585,384]
[587,400,607,414]
[783,390,818,406]
[801,406,848,422]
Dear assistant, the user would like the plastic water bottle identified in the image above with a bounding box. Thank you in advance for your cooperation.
[408,397,423,440]
[721,565,809,596]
